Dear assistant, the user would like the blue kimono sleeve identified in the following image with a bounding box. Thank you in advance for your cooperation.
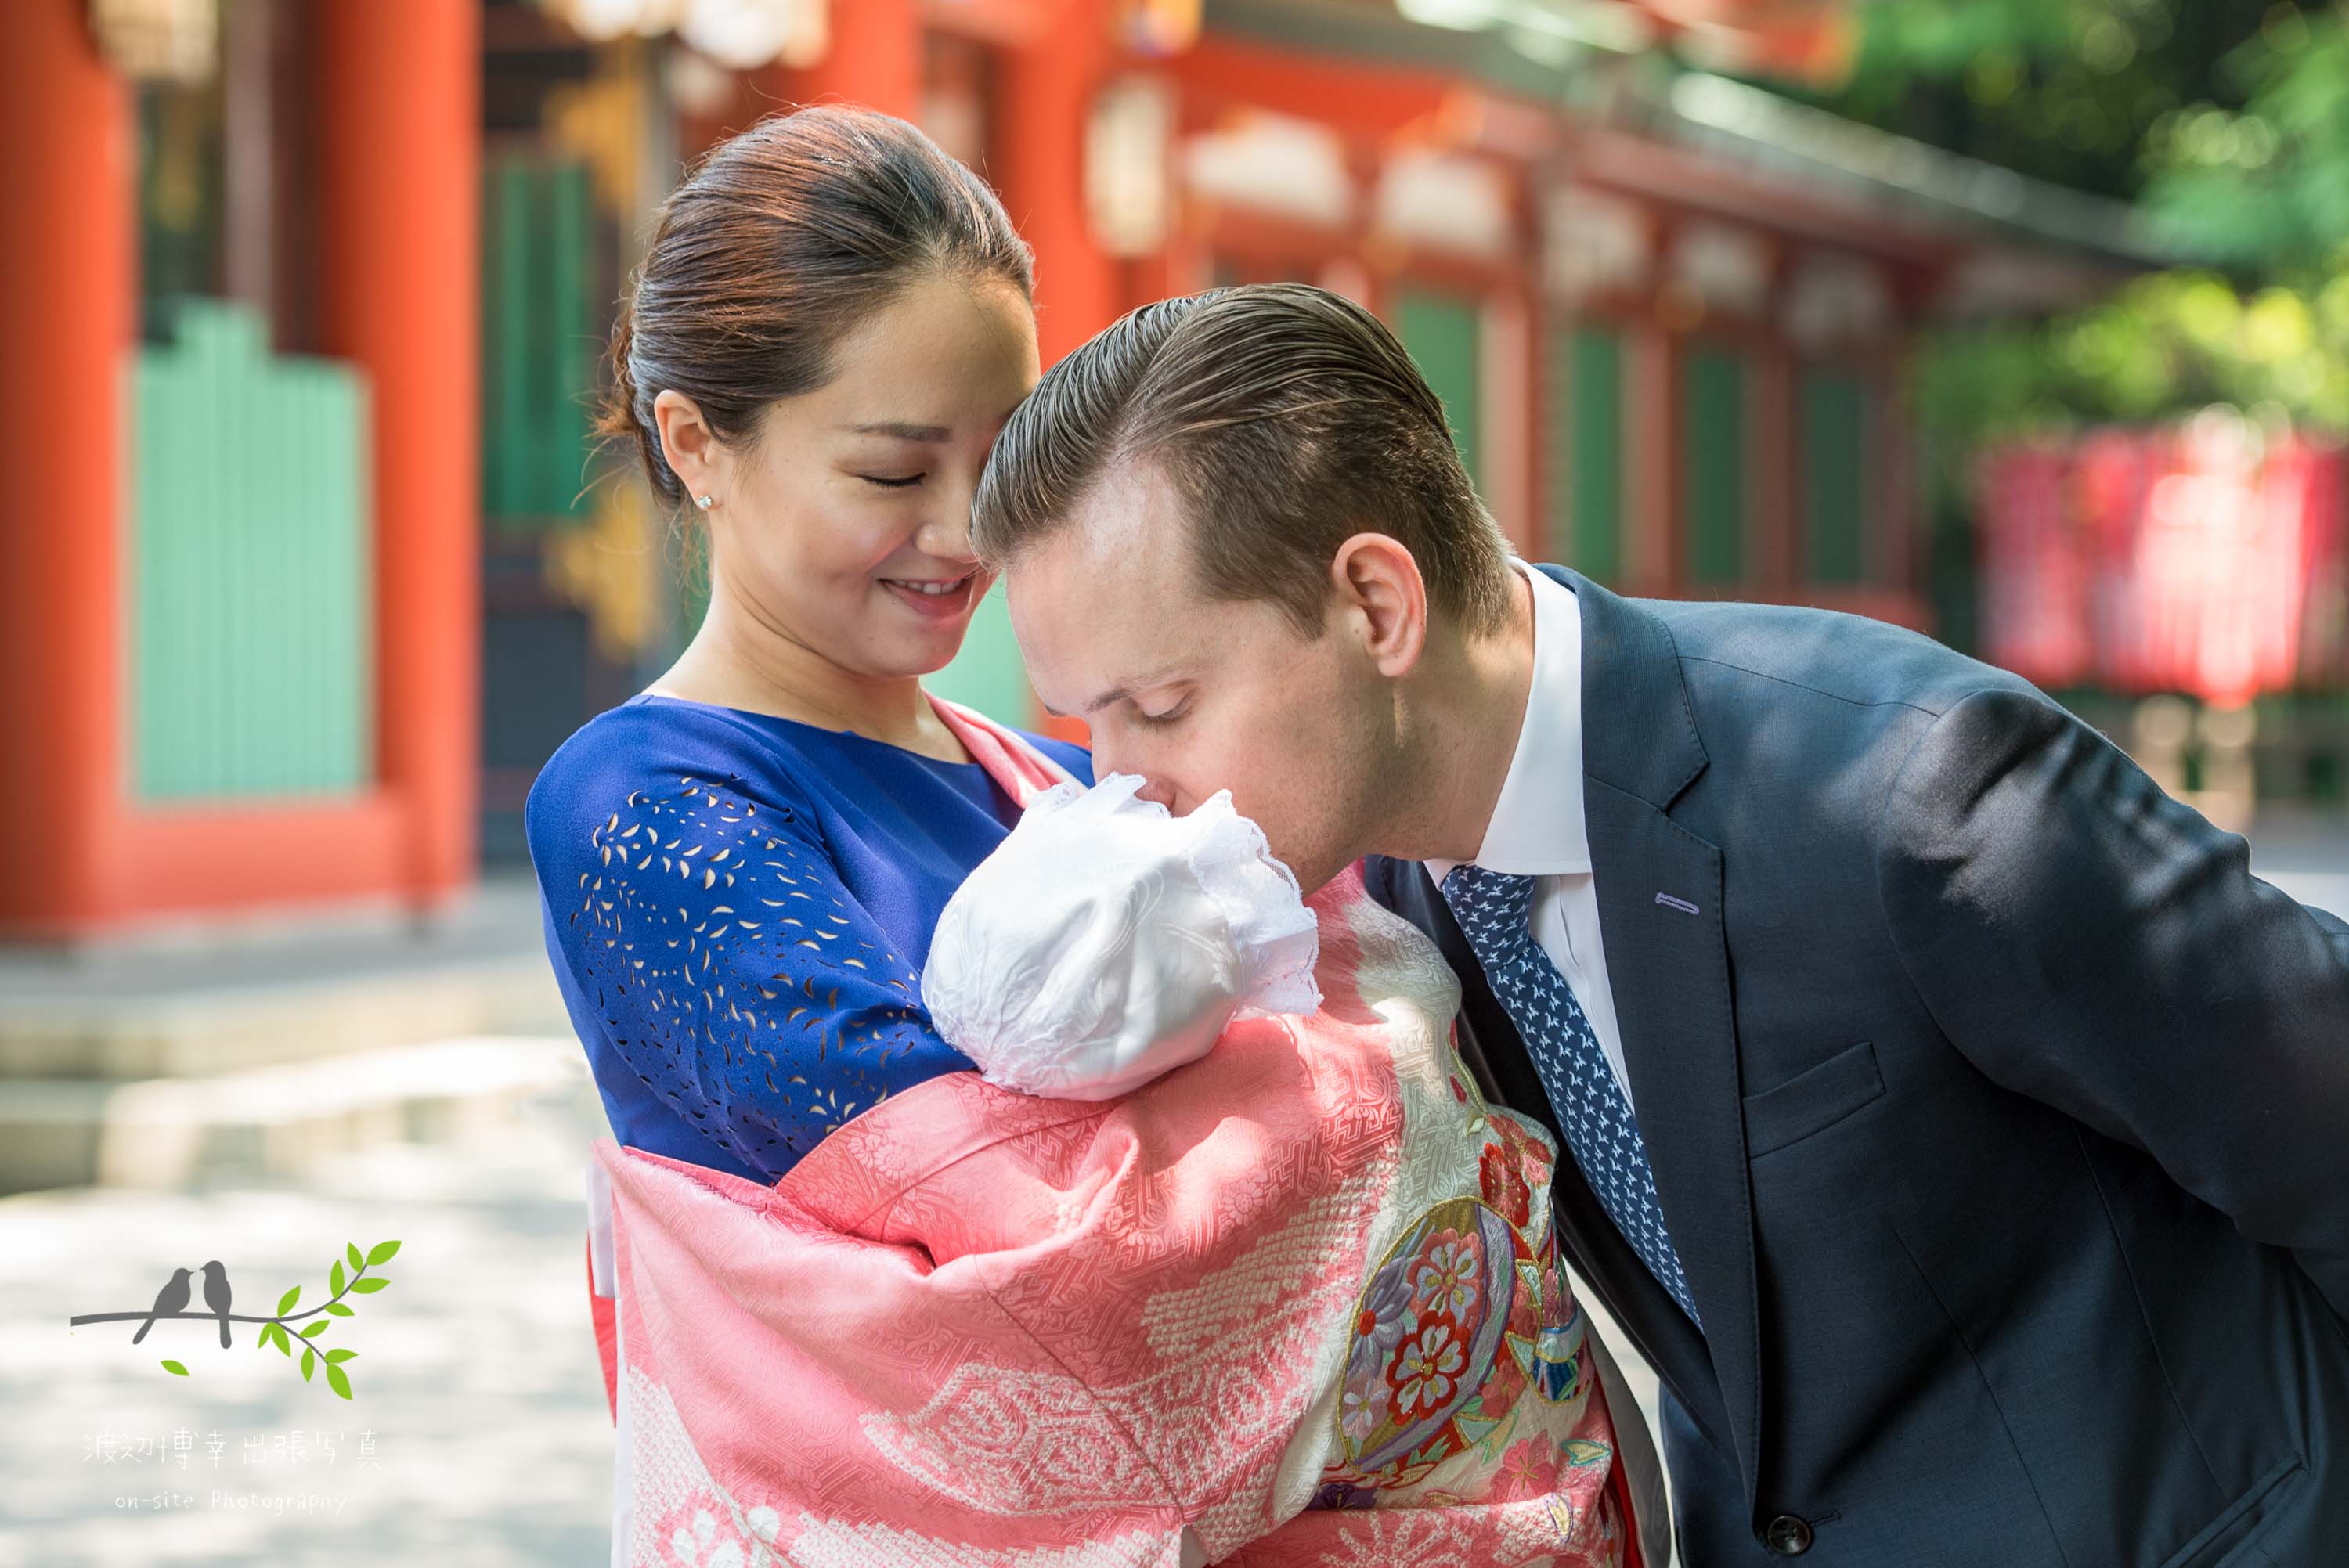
[539,766,971,1181]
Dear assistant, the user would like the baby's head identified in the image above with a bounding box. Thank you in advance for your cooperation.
[922,775,1321,1101]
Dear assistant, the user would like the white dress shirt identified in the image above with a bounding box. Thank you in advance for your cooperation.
[1423,559,1636,1109]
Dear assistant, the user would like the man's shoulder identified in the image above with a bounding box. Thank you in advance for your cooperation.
[1597,582,2035,723]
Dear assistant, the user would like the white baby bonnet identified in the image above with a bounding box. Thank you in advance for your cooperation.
[922,773,1322,1101]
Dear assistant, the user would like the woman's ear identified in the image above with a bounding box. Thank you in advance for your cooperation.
[1329,532,1428,679]
[652,389,723,504]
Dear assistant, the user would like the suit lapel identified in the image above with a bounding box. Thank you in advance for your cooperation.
[1582,781,1763,1490]
[1561,566,1766,1501]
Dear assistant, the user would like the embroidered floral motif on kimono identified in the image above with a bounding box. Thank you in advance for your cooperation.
[1302,1076,1611,1533]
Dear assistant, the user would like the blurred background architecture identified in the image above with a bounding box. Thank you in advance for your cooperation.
[7,0,2345,949]
[2,2,2344,1559]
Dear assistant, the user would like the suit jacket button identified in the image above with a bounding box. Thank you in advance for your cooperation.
[1764,1515,1814,1555]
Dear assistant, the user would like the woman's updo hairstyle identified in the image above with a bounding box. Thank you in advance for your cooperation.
[597,105,1036,506]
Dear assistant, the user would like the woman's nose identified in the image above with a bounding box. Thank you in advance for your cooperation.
[922,477,982,565]
[1129,773,1176,810]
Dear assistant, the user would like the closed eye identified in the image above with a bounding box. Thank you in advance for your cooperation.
[860,474,925,489]
[1135,701,1189,728]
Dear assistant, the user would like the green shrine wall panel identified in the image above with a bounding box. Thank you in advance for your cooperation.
[1394,288,1485,492]
[1682,345,1748,587]
[132,301,373,800]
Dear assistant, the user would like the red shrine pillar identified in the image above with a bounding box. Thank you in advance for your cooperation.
[990,1,1124,745]
[0,2,137,936]
[737,0,921,139]
[994,1,1124,369]
[797,0,922,119]
[312,0,483,906]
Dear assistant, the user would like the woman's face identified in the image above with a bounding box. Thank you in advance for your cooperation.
[695,271,1041,684]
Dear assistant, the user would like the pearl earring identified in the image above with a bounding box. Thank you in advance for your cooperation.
[694,494,714,511]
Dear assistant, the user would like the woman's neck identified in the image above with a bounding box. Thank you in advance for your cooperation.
[646,575,969,762]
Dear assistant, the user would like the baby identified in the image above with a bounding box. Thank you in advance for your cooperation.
[924,772,1325,1102]
[922,773,1635,1566]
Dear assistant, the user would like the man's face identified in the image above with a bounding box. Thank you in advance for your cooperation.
[1005,461,1393,894]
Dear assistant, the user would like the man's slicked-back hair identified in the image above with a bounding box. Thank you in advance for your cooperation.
[971,283,1515,638]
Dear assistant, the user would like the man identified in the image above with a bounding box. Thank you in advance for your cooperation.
[971,282,2349,1565]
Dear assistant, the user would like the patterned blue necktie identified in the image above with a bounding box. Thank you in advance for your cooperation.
[1442,863,1702,1329]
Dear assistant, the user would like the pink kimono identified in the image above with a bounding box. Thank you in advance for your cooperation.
[583,700,1633,1567]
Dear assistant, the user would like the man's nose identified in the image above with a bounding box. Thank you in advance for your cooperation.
[1092,735,1170,806]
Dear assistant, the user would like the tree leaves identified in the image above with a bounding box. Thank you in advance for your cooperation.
[1794,0,2288,207]
[161,1360,189,1376]
[326,1364,352,1400]
[2140,11,2349,272]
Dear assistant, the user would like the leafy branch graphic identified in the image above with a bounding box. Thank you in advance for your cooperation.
[69,1239,401,1399]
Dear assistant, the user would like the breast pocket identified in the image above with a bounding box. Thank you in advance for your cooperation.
[1743,1040,1885,1159]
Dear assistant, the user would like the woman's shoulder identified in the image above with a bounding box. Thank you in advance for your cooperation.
[1019,730,1095,786]
[525,698,819,869]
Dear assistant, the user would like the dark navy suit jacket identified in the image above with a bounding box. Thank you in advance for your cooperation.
[1363,565,2349,1566]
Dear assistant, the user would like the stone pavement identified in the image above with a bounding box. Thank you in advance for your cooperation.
[2242,806,2349,917]
[0,1070,618,1568]
[0,878,572,1196]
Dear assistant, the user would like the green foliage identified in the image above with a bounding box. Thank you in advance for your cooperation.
[1871,5,2349,516]
[1784,0,2305,202]
[1914,267,2349,520]
[1800,0,2349,271]
[2138,8,2349,269]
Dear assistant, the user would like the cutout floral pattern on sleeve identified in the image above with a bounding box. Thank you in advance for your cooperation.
[557,770,965,1180]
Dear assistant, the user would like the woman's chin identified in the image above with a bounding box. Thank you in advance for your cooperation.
[861,627,974,683]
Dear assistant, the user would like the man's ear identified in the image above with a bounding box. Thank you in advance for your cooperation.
[1329,533,1427,678]
[653,389,724,503]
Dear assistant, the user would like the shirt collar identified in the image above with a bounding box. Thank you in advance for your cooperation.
[1425,558,1591,884]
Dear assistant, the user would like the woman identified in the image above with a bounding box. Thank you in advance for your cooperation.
[526,105,1089,1188]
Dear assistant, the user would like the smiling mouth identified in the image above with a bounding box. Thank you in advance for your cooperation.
[879,572,978,616]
